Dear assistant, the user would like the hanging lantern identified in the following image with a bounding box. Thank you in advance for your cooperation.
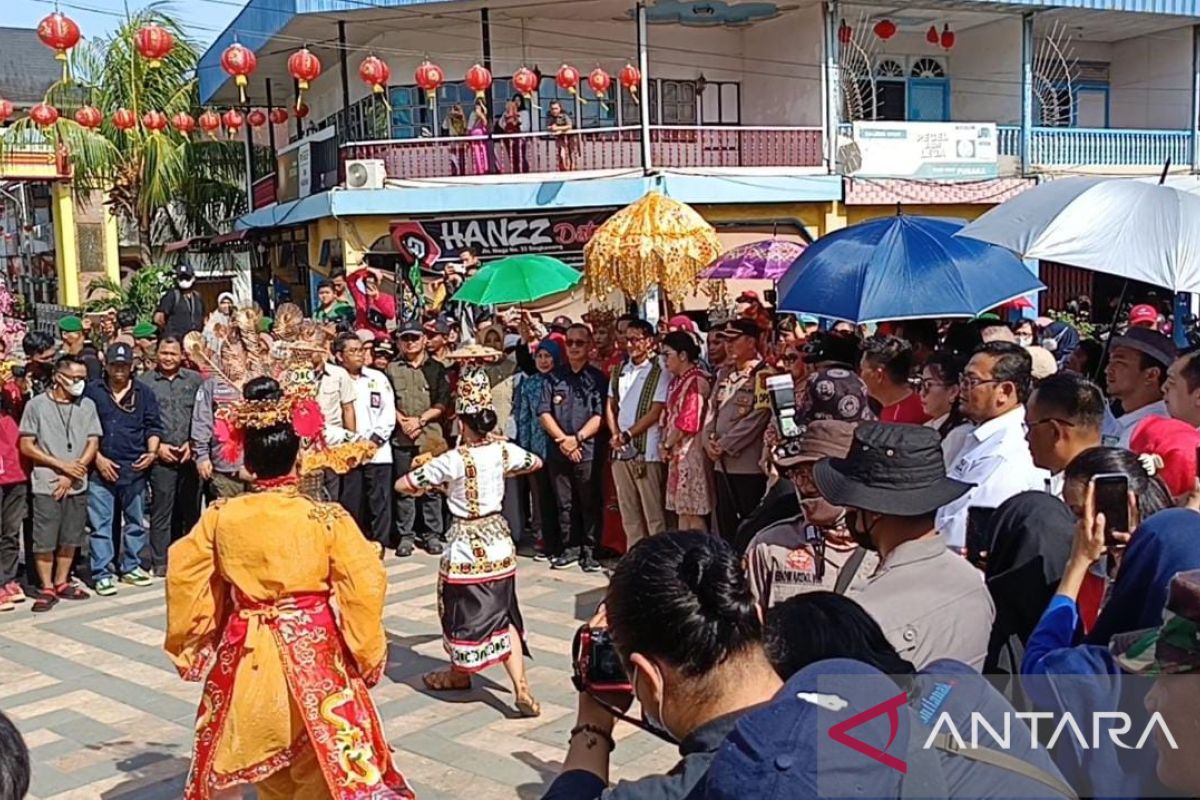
[294,102,310,120]
[135,22,174,68]
[557,64,584,103]
[619,63,640,104]
[512,67,538,102]
[198,109,222,139]
[29,103,59,128]
[0,99,13,125]
[940,24,956,50]
[222,109,245,137]
[873,19,896,40]
[248,109,267,128]
[37,12,81,80]
[142,110,168,133]
[414,60,445,111]
[588,68,613,108]
[269,107,288,125]
[171,111,195,134]
[358,55,390,98]
[221,42,257,104]
[838,19,852,45]
[112,107,137,133]
[926,25,939,44]
[465,63,492,111]
[73,105,102,129]
[288,47,322,110]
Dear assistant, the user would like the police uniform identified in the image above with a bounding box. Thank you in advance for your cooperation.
[701,356,772,544]
[387,354,450,550]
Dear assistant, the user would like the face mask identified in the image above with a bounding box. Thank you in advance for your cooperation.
[1016,335,1033,347]
[800,495,846,529]
[178,278,195,290]
[632,663,677,744]
[64,379,85,398]
[847,509,881,552]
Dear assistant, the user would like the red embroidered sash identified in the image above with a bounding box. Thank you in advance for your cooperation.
[185,591,412,800]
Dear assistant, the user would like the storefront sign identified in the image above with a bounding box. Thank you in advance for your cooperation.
[276,127,338,204]
[397,208,617,266]
[851,122,998,180]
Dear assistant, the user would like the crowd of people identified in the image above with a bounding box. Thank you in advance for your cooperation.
[0,260,1199,800]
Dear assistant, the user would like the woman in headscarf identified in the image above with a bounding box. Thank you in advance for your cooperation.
[984,492,1074,680]
[203,292,236,349]
[513,339,561,559]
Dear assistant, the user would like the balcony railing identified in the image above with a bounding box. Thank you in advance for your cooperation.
[997,125,1191,168]
[341,125,826,182]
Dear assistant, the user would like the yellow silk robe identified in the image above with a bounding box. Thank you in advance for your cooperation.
[164,488,389,779]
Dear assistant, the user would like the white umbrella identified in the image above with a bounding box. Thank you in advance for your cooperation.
[956,176,1200,293]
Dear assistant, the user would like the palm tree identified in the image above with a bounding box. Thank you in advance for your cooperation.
[1,4,247,266]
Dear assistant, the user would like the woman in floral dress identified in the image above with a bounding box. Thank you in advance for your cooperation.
[659,331,712,531]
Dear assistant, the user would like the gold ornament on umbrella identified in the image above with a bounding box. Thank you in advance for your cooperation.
[583,191,721,302]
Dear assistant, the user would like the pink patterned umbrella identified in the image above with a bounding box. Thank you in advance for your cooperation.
[700,239,807,281]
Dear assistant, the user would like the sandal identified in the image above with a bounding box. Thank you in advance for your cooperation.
[514,678,541,718]
[422,669,471,692]
[31,590,58,613]
[54,582,90,601]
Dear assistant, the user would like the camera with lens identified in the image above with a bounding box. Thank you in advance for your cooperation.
[571,625,633,696]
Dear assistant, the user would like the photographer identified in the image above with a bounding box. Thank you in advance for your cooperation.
[544,532,781,800]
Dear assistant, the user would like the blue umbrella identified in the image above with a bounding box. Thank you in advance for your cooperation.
[777,215,1045,324]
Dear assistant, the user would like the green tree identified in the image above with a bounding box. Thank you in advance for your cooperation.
[1,4,247,266]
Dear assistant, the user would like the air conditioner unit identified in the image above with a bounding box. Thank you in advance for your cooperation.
[345,159,386,190]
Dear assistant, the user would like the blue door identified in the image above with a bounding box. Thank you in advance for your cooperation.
[908,79,950,122]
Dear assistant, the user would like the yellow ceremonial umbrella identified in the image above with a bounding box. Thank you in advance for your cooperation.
[584,190,721,302]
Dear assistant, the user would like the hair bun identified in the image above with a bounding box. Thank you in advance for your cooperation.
[678,546,726,619]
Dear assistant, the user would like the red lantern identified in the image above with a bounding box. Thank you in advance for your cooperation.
[269,107,288,125]
[171,111,195,134]
[619,63,641,104]
[358,55,390,97]
[29,103,59,127]
[940,24,956,50]
[143,110,168,133]
[926,25,939,44]
[557,64,583,103]
[838,19,852,45]
[465,63,492,106]
[294,102,310,120]
[37,12,81,62]
[135,23,174,68]
[112,107,137,132]
[588,68,612,107]
[248,109,267,128]
[198,109,222,139]
[0,99,13,125]
[288,47,322,110]
[512,67,538,100]
[222,109,244,137]
[414,60,445,109]
[873,19,896,40]
[74,105,102,129]
[221,42,257,104]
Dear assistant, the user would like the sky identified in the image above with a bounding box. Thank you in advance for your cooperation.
[8,0,241,48]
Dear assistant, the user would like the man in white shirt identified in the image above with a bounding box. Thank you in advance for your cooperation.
[333,332,395,545]
[312,345,358,503]
[606,319,668,548]
[937,342,1048,550]
[1106,327,1176,448]
[1163,350,1200,429]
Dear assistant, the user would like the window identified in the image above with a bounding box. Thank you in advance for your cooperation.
[579,91,617,128]
[388,86,435,139]
[855,56,949,122]
[700,81,740,125]
[659,79,698,125]
[621,80,658,126]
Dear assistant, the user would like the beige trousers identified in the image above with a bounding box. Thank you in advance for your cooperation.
[611,460,668,549]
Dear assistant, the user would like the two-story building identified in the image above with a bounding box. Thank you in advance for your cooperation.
[197,0,1200,311]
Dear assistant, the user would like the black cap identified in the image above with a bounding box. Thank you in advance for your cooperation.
[374,340,396,357]
[550,314,573,332]
[395,320,424,336]
[424,317,452,336]
[176,263,195,279]
[1110,326,1178,370]
[721,318,761,339]
[105,342,133,366]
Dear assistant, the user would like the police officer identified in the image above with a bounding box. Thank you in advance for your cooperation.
[701,318,772,545]
[387,321,450,557]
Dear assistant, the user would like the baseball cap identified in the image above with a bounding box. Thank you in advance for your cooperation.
[105,342,133,365]
[395,320,424,337]
[721,318,761,339]
[1129,304,1159,328]
[176,263,195,280]
[424,317,452,336]
[736,290,760,304]
[1110,326,1178,370]
[374,340,396,359]
[549,314,573,332]
[667,314,697,333]
[58,315,83,333]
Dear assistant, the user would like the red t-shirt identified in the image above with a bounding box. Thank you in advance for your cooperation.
[880,391,930,425]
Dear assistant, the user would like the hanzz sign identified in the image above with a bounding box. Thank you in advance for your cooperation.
[403,209,616,266]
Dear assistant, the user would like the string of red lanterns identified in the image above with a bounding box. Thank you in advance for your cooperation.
[135,23,174,68]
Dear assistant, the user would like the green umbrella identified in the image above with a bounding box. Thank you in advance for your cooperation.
[450,255,582,306]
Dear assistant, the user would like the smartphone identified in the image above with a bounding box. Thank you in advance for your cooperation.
[1195,445,1200,480]
[765,374,800,439]
[1092,473,1130,545]
[965,506,996,568]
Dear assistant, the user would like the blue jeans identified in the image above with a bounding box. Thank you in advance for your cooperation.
[88,479,148,581]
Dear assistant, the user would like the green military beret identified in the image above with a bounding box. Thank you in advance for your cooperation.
[58,315,83,333]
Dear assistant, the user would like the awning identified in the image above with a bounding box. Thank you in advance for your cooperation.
[210,229,253,247]
[163,237,207,254]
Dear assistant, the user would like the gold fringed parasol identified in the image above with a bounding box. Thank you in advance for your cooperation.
[583,191,721,302]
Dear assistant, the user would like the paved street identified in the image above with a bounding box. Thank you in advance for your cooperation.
[0,552,678,799]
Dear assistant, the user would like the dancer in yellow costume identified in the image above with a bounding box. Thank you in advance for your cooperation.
[165,376,412,800]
